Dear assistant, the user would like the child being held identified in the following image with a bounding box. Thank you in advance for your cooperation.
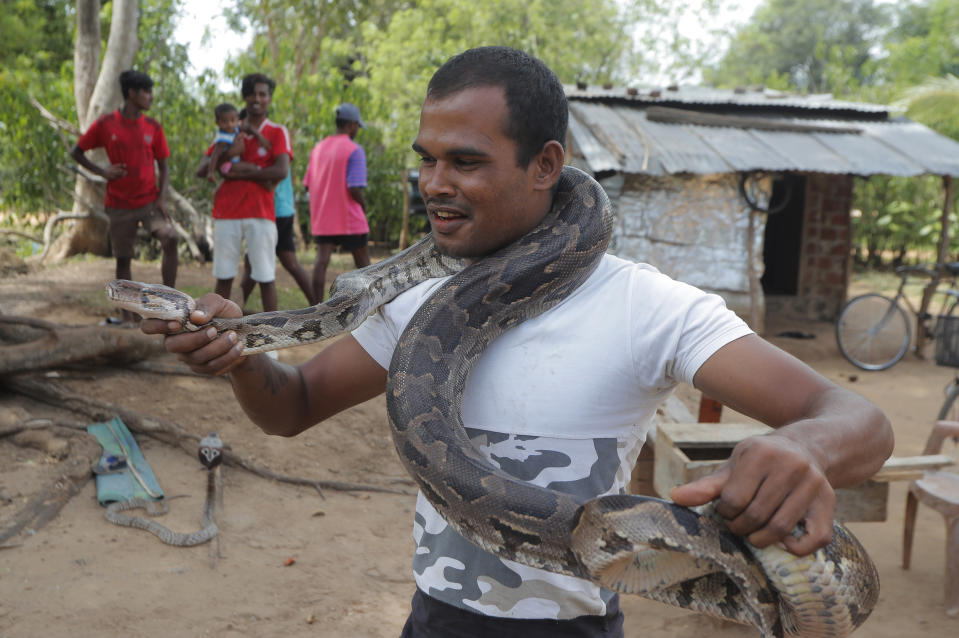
[206,104,272,181]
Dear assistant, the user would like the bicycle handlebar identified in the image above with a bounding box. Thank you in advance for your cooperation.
[893,262,959,277]
[895,264,940,278]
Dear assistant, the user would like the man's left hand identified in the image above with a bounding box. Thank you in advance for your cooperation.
[669,432,835,556]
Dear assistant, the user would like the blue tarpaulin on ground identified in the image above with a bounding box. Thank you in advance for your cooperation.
[86,416,164,505]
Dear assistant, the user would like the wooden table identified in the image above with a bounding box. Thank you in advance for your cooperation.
[651,422,956,523]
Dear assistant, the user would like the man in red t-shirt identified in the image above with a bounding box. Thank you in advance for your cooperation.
[196,73,291,315]
[71,69,178,323]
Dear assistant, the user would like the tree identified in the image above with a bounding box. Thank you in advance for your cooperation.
[705,0,890,94]
[896,74,959,142]
[222,0,641,243]
[0,1,75,215]
[50,0,140,260]
[882,0,959,88]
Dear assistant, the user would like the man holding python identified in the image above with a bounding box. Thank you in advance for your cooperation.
[140,47,893,637]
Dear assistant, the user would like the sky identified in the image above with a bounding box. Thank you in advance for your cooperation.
[172,3,247,80]
[171,0,765,85]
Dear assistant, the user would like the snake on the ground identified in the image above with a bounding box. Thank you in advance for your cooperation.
[106,166,879,637]
[104,433,223,547]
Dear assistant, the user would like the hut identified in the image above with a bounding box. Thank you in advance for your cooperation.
[565,84,959,333]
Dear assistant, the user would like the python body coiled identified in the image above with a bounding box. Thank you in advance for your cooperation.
[107,166,879,637]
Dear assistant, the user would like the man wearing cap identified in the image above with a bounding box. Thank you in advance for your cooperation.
[302,103,371,302]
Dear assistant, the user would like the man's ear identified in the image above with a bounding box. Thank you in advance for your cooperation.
[531,140,565,191]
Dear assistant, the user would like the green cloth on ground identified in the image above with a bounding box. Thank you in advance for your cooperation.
[86,416,164,505]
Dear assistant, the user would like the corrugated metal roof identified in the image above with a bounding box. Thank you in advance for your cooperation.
[567,98,959,177]
[565,84,889,115]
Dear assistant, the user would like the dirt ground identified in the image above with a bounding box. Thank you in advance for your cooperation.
[1,255,957,638]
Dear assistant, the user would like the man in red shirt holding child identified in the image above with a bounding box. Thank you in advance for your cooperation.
[197,73,291,315]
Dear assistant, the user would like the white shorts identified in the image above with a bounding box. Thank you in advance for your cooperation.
[212,218,278,282]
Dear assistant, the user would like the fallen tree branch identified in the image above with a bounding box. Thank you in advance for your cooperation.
[0,417,89,438]
[0,319,167,375]
[3,376,410,497]
[0,315,58,341]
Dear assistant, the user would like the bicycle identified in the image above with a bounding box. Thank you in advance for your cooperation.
[835,262,959,371]
[934,310,959,421]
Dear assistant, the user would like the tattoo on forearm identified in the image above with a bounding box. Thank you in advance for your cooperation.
[229,356,293,397]
[259,358,293,395]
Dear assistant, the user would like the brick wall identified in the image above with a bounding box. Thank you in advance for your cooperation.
[796,173,853,320]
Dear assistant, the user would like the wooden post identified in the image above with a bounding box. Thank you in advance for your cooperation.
[938,175,954,267]
[916,175,955,354]
[698,396,723,423]
[398,172,411,251]
[747,209,762,334]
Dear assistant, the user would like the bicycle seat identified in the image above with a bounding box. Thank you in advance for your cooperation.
[896,264,938,277]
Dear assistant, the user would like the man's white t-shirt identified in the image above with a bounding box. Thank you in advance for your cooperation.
[352,253,752,620]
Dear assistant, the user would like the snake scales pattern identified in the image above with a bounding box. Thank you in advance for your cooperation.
[107,166,878,637]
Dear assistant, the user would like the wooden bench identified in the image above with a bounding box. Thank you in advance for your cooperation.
[643,422,956,523]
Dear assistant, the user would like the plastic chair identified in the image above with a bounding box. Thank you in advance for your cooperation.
[902,420,959,617]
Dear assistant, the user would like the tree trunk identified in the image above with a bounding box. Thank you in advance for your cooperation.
[50,0,141,262]
[74,0,100,127]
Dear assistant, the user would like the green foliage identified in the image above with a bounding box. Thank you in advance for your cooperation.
[216,0,639,243]
[0,72,77,216]
[853,175,958,266]
[0,0,74,74]
[133,0,221,207]
[882,0,959,87]
[0,0,76,217]
[705,0,890,93]
[895,75,959,142]
[4,0,959,265]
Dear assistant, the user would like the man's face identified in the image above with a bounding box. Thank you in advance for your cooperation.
[412,86,544,260]
[243,82,272,117]
[130,88,153,111]
[217,111,239,133]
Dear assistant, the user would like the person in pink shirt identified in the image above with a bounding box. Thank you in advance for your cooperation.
[302,103,371,302]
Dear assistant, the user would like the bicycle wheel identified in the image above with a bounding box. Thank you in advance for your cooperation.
[937,381,959,421]
[835,293,911,370]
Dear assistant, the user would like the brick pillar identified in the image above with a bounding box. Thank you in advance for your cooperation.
[799,174,852,320]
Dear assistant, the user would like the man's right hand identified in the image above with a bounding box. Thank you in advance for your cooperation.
[103,163,128,180]
[139,293,248,376]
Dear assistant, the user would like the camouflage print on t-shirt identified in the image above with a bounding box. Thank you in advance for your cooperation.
[410,426,643,620]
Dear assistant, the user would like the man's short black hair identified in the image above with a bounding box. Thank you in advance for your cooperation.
[214,103,238,120]
[241,73,276,97]
[426,46,567,167]
[119,70,154,100]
